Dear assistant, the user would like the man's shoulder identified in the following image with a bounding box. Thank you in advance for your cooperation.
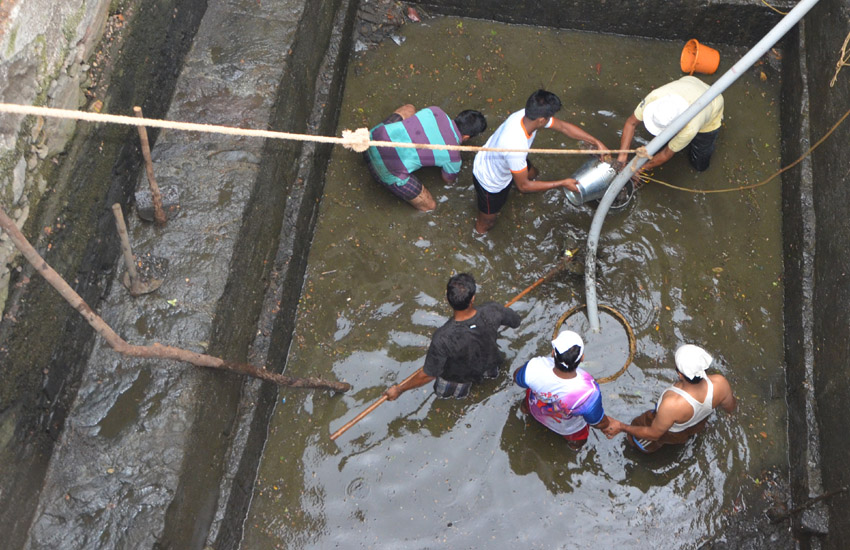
[523,356,554,381]
[415,106,451,123]
[490,111,526,140]
[708,373,732,392]
[658,386,689,410]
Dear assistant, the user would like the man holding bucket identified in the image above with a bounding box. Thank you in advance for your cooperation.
[617,76,724,173]
[471,89,607,234]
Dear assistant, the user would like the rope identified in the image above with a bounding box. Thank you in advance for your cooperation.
[830,29,850,88]
[636,106,850,194]
[0,102,635,157]
[760,0,788,15]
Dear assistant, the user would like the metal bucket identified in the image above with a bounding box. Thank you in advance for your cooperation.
[564,158,618,206]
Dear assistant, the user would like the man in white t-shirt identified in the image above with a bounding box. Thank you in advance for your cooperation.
[471,89,607,234]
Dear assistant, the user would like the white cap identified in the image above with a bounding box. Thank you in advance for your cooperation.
[642,94,690,136]
[675,344,713,380]
[552,330,584,357]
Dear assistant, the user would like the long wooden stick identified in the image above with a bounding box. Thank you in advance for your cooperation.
[329,249,579,440]
[134,106,167,226]
[111,203,143,295]
[0,205,350,392]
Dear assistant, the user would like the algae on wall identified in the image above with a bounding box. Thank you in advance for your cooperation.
[0,0,112,312]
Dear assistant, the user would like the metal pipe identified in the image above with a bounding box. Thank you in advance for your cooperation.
[584,0,821,331]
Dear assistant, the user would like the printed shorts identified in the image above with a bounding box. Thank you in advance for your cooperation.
[363,152,424,201]
[433,377,472,399]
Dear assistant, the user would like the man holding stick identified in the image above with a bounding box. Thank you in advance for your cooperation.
[384,273,520,400]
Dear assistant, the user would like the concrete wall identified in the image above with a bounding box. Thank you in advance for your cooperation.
[0,0,112,312]
[0,1,207,546]
[418,0,789,45]
[782,0,850,547]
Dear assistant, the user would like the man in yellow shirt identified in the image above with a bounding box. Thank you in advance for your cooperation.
[618,76,724,173]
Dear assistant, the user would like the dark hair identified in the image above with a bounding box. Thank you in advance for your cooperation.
[678,370,704,384]
[554,345,582,372]
[454,110,487,138]
[525,89,562,120]
[446,273,476,311]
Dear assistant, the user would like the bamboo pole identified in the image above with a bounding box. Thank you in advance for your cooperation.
[0,205,350,392]
[134,106,167,226]
[329,249,579,440]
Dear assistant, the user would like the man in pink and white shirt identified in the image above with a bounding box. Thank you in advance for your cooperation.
[513,330,611,450]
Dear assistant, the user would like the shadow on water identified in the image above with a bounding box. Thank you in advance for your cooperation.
[243,18,785,549]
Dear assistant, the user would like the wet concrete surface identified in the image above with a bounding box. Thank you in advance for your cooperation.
[0,1,206,547]
[20,0,323,547]
[243,17,791,549]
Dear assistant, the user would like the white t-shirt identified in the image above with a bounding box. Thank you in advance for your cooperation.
[472,109,552,192]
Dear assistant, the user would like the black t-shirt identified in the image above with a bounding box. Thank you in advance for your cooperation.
[423,301,521,383]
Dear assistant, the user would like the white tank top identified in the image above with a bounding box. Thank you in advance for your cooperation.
[659,377,714,432]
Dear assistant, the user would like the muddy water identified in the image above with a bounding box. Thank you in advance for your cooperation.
[242,19,785,548]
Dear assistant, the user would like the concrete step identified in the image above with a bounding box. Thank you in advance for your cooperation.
[24,1,356,548]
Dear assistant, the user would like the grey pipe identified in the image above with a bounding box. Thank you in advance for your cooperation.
[584,0,822,331]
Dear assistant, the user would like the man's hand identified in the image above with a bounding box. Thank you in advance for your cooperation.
[560,178,579,192]
[603,418,625,438]
[384,384,403,401]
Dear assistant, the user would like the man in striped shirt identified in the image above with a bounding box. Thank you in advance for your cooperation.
[364,104,487,211]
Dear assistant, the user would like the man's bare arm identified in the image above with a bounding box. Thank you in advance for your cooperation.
[548,117,607,151]
[512,167,578,193]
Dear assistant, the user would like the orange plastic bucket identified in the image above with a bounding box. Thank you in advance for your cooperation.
[680,39,720,75]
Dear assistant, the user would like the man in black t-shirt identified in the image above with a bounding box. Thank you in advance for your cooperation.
[384,273,520,399]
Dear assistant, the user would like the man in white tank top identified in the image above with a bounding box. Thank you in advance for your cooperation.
[603,344,736,453]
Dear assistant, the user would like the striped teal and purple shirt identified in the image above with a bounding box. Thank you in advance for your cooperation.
[366,107,463,186]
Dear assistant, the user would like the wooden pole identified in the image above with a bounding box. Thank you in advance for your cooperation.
[0,205,350,392]
[329,249,579,440]
[111,203,143,295]
[134,106,167,226]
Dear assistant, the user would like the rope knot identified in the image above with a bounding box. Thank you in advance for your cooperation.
[635,146,651,159]
[341,127,371,153]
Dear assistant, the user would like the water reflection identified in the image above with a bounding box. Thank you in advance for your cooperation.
[243,17,786,549]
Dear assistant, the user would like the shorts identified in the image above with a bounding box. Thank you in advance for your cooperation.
[363,112,423,201]
[473,174,512,214]
[433,377,472,399]
[563,424,590,442]
[363,152,423,201]
[686,129,719,172]
[626,409,709,453]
